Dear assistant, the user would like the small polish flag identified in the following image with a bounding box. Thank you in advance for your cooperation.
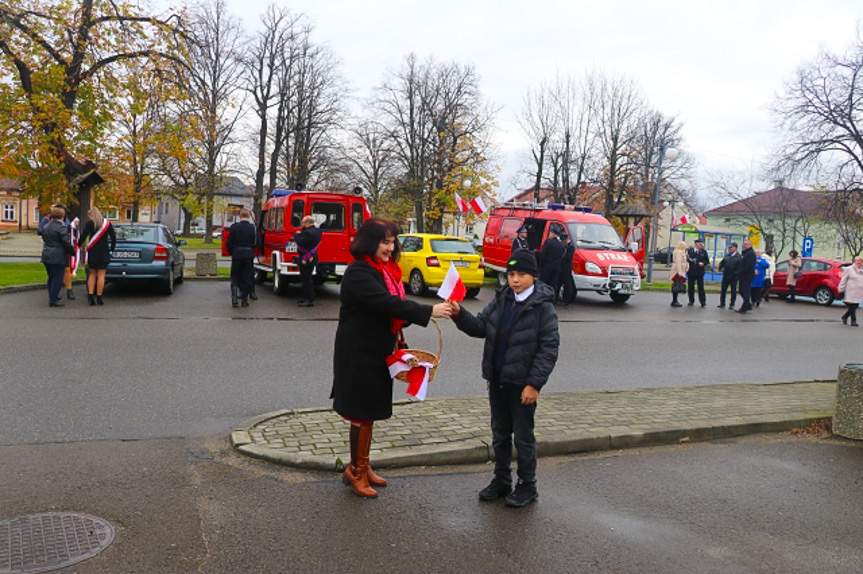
[386,350,434,400]
[438,263,467,302]
[470,196,487,214]
[454,192,469,213]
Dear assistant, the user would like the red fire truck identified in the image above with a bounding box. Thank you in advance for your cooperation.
[222,188,369,295]
[482,202,645,303]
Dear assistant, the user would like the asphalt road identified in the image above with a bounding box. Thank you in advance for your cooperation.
[2,434,861,573]
[1,280,858,445]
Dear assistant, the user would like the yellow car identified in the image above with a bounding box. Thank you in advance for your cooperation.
[398,234,484,298]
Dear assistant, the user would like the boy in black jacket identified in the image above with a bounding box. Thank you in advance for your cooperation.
[448,250,559,507]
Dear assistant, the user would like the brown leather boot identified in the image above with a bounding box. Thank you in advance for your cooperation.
[343,424,387,487]
[364,424,387,487]
[343,424,377,497]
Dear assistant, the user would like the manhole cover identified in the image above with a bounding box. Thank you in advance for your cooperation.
[0,513,115,573]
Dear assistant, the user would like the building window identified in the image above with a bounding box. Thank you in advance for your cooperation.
[124,208,133,220]
[34,206,41,222]
[2,203,15,221]
[104,208,118,220]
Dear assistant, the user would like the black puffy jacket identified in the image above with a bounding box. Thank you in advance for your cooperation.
[453,281,559,391]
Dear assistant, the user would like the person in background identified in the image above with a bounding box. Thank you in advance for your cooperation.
[736,238,756,313]
[331,217,452,498]
[511,226,530,253]
[762,249,776,302]
[669,240,688,308]
[717,242,741,310]
[538,226,565,305]
[786,250,802,303]
[448,250,559,508]
[78,206,116,306]
[38,204,76,300]
[295,215,322,308]
[40,205,76,308]
[750,249,770,307]
[557,232,576,306]
[838,256,863,327]
[226,208,257,308]
[686,238,710,307]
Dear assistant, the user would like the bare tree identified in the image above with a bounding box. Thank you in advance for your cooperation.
[345,118,396,210]
[553,74,597,205]
[518,84,557,203]
[773,33,863,188]
[823,188,863,258]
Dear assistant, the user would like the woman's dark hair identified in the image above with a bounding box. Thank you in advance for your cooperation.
[350,217,402,260]
[789,250,799,258]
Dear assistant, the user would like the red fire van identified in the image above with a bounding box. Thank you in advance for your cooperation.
[482,203,645,303]
[222,188,369,295]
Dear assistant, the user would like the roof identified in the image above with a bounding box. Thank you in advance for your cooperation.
[705,187,828,217]
[611,203,653,218]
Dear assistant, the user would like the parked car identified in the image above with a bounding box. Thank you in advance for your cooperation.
[398,233,484,298]
[650,246,674,264]
[771,257,849,305]
[107,223,186,295]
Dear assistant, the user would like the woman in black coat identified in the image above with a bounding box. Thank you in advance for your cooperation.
[78,206,116,306]
[40,205,76,307]
[332,217,452,497]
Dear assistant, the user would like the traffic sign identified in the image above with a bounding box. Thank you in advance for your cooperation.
[802,236,814,257]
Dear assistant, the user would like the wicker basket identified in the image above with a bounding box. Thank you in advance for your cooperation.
[394,318,442,383]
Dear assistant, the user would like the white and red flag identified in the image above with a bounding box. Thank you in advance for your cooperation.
[454,192,470,213]
[438,263,467,302]
[678,214,689,225]
[365,202,372,218]
[470,196,487,214]
[386,350,433,400]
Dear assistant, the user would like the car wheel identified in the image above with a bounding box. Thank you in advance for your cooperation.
[814,286,834,306]
[465,287,481,299]
[497,271,508,287]
[409,269,428,296]
[176,266,184,284]
[273,255,288,296]
[162,272,175,295]
[255,268,267,284]
[609,291,630,304]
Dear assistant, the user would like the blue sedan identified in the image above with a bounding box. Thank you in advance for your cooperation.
[107,224,186,294]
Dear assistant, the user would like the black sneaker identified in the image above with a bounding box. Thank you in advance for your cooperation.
[478,479,511,501]
[505,483,538,508]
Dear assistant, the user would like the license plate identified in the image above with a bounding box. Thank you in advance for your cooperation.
[112,251,140,259]
[618,283,633,294]
[452,261,470,268]
[284,241,297,253]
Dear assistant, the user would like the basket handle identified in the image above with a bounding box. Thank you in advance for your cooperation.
[430,318,442,360]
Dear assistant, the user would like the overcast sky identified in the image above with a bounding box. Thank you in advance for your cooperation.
[221,0,862,202]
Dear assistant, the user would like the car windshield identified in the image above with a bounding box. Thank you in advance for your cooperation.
[566,223,624,249]
[430,239,476,254]
[116,226,158,242]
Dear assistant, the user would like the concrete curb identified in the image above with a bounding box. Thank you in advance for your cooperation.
[230,401,833,472]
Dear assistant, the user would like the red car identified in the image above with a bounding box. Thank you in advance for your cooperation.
[771,257,850,305]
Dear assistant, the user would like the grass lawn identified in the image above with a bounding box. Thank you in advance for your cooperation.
[177,237,222,249]
[0,262,47,287]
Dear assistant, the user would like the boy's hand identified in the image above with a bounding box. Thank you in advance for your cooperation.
[521,385,538,405]
[447,300,460,317]
[431,302,453,319]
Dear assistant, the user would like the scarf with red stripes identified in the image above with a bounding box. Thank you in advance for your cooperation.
[361,255,406,335]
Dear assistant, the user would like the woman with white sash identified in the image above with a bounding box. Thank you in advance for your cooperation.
[78,206,116,306]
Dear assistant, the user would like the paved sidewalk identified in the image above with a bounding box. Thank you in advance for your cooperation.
[232,381,836,471]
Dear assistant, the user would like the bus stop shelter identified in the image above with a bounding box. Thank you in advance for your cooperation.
[672,223,748,282]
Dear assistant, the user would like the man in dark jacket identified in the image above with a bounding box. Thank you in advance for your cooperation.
[686,238,710,307]
[717,242,741,309]
[538,226,565,305]
[558,232,576,306]
[295,215,322,307]
[511,226,529,253]
[450,249,559,507]
[737,238,756,313]
[40,206,75,307]
[226,208,257,307]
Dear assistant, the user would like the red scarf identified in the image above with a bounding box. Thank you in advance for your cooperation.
[362,255,406,335]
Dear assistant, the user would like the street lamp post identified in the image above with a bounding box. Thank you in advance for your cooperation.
[646,140,678,284]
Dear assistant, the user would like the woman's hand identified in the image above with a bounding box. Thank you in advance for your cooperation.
[447,300,460,317]
[431,302,453,319]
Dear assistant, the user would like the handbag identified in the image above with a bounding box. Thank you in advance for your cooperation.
[793,270,802,279]
[671,281,686,294]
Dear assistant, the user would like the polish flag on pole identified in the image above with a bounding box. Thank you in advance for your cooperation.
[469,196,487,214]
[438,263,467,302]
[678,214,689,225]
[454,192,469,213]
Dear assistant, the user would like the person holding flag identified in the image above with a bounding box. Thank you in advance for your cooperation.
[447,249,559,508]
[78,206,116,306]
[331,217,453,498]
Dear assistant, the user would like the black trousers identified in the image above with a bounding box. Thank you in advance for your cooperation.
[539,268,560,303]
[560,270,576,304]
[489,384,537,485]
[720,276,738,307]
[230,257,254,297]
[752,286,764,305]
[738,277,753,310]
[299,261,315,301]
[688,274,706,304]
[44,263,65,304]
[843,303,859,322]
